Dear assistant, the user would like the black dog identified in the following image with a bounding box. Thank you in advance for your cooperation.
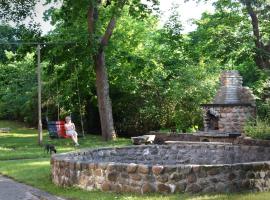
[44,144,57,154]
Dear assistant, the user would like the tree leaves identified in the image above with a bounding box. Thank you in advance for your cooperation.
[0,0,37,22]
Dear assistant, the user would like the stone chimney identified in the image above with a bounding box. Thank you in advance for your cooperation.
[201,70,256,135]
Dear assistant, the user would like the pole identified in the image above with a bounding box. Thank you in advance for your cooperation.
[37,44,43,145]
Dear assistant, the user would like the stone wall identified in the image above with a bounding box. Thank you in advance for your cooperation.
[202,105,256,134]
[153,133,270,146]
[51,144,270,194]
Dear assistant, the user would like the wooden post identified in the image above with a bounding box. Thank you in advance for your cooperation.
[37,44,43,145]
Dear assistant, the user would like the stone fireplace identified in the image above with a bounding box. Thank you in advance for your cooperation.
[201,70,256,136]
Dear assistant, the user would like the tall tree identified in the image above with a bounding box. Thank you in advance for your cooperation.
[241,0,270,69]
[194,0,270,69]
[46,0,159,140]
[87,0,159,140]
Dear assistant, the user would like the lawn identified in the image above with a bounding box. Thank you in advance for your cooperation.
[0,120,270,200]
[0,120,130,160]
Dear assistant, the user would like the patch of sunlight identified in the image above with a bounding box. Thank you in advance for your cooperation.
[187,195,225,200]
[18,160,49,167]
[58,147,77,151]
[3,133,36,138]
[0,147,15,151]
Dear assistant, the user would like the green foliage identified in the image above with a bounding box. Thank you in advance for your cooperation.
[0,0,270,136]
[0,24,41,62]
[244,118,270,140]
[0,0,37,22]
[0,52,37,124]
[107,6,220,133]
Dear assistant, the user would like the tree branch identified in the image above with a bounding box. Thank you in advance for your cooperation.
[87,5,95,35]
[245,1,262,49]
[100,0,127,47]
[100,16,117,47]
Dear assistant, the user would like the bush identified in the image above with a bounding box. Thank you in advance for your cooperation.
[244,118,270,140]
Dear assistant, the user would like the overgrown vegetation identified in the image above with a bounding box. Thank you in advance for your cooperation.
[244,118,270,140]
[0,1,269,136]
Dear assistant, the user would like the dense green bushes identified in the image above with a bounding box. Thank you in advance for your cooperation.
[244,118,270,140]
[0,52,37,125]
[0,1,269,136]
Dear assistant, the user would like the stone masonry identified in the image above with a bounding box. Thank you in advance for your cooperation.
[202,70,256,134]
[51,144,270,194]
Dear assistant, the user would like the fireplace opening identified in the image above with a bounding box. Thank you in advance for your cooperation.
[207,111,219,130]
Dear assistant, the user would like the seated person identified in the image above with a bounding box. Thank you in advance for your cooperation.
[64,116,79,146]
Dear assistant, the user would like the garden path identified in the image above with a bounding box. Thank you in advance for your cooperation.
[0,175,66,200]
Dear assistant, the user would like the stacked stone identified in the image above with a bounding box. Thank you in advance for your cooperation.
[202,105,256,133]
[51,144,270,194]
[213,70,243,104]
[202,70,256,134]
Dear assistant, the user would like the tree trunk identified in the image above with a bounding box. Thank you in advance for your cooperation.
[94,51,116,140]
[245,1,270,69]
[87,3,120,141]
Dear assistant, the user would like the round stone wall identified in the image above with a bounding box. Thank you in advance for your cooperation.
[51,143,270,194]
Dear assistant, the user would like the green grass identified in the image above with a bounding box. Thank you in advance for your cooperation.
[1,120,270,199]
[0,120,130,160]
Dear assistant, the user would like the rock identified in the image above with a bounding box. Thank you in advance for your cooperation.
[175,182,187,192]
[197,169,207,178]
[202,186,216,193]
[207,167,219,176]
[107,164,117,171]
[187,174,197,183]
[69,162,76,170]
[101,182,111,191]
[98,163,108,170]
[81,163,88,170]
[107,172,118,182]
[246,171,255,179]
[127,163,138,173]
[121,172,129,179]
[156,175,168,183]
[185,183,201,193]
[94,169,102,176]
[123,186,140,193]
[169,172,182,181]
[260,171,266,178]
[138,165,150,174]
[112,183,122,193]
[227,182,239,192]
[210,178,218,183]
[228,172,236,180]
[142,183,156,193]
[241,179,254,189]
[130,174,142,181]
[157,183,171,193]
[75,162,82,171]
[152,165,164,175]
[88,163,96,170]
[216,182,226,192]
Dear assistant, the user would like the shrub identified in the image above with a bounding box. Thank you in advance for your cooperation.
[244,118,270,140]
